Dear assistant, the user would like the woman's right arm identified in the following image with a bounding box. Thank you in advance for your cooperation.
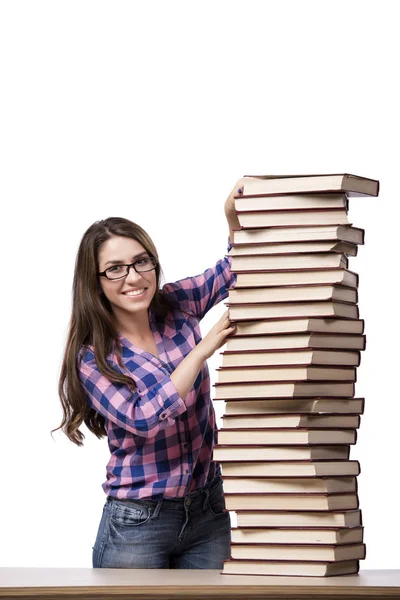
[78,311,235,438]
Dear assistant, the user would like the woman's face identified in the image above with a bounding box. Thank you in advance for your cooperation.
[97,235,157,320]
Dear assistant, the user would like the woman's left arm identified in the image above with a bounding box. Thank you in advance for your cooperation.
[162,179,246,320]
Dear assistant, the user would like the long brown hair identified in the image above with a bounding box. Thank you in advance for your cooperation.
[52,217,175,447]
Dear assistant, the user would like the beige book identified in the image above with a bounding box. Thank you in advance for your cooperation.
[233,225,364,245]
[227,301,358,321]
[229,241,357,257]
[231,526,363,546]
[225,333,366,352]
[217,429,356,445]
[237,209,350,228]
[222,559,359,577]
[221,349,360,367]
[230,252,348,272]
[224,493,359,511]
[217,365,356,383]
[235,192,348,212]
[213,445,350,462]
[221,477,357,495]
[234,268,359,288]
[228,285,357,304]
[223,398,364,415]
[220,460,360,478]
[241,173,379,196]
[214,381,355,400]
[235,510,362,528]
[221,414,360,430]
[230,542,366,562]
[231,318,364,336]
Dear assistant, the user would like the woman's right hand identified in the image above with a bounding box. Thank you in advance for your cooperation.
[196,310,236,361]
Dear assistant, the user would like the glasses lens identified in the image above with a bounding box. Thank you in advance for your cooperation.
[106,265,128,279]
[135,257,157,272]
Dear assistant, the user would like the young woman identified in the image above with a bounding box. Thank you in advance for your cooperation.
[54,179,244,569]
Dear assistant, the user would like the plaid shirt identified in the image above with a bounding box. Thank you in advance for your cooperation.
[77,237,236,500]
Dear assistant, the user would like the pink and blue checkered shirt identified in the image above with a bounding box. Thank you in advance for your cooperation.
[77,238,236,500]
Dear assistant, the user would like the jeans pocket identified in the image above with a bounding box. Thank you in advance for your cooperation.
[207,479,228,517]
[110,499,153,528]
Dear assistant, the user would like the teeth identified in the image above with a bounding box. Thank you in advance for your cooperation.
[125,288,145,297]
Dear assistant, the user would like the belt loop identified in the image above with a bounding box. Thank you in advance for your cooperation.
[150,500,163,520]
[202,487,210,511]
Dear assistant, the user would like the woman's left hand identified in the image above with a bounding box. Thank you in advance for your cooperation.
[224,178,247,218]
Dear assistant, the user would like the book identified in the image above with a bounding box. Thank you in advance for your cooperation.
[233,225,364,245]
[221,414,361,430]
[234,193,348,212]
[221,477,357,495]
[217,365,356,383]
[234,269,359,288]
[227,285,357,304]
[220,461,360,478]
[223,398,364,415]
[221,349,361,367]
[230,526,363,545]
[216,429,356,445]
[229,240,358,256]
[227,301,358,321]
[225,333,366,351]
[214,381,355,400]
[229,542,366,562]
[240,173,379,197]
[236,208,350,229]
[222,559,360,577]
[230,252,348,272]
[230,318,364,336]
[235,510,362,528]
[213,445,351,462]
[224,493,359,511]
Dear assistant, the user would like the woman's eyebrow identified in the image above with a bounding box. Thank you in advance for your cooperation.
[104,252,149,267]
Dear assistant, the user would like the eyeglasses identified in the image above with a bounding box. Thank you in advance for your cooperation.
[98,256,157,280]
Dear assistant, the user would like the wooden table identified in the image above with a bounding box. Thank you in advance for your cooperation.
[0,568,399,599]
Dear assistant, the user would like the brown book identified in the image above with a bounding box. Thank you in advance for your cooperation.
[228,285,357,304]
[222,558,360,577]
[225,333,366,351]
[230,526,363,545]
[223,398,364,415]
[230,252,348,271]
[213,445,350,462]
[224,493,359,511]
[216,428,356,445]
[234,268,359,288]
[230,241,358,258]
[217,365,356,384]
[235,510,362,528]
[221,477,357,495]
[214,381,355,400]
[220,461,360,478]
[233,225,364,245]
[229,542,366,562]
[235,192,348,212]
[227,301,358,321]
[221,349,361,367]
[221,414,360,430]
[230,318,364,336]
[240,173,379,197]
[237,208,350,229]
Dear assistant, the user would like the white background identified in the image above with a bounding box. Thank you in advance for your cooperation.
[0,0,399,569]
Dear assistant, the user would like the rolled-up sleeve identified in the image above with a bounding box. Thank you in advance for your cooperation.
[78,350,187,438]
[162,237,237,320]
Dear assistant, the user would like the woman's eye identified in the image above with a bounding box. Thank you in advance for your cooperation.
[136,258,150,266]
[109,265,124,272]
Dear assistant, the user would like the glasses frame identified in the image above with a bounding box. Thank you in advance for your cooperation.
[98,256,158,280]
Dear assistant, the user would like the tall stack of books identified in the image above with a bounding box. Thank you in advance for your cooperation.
[215,173,379,577]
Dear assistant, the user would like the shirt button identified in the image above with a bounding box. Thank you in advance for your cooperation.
[183,443,188,449]
[185,469,190,474]
[160,413,167,420]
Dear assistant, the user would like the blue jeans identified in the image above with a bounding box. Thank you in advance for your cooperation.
[92,476,231,569]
